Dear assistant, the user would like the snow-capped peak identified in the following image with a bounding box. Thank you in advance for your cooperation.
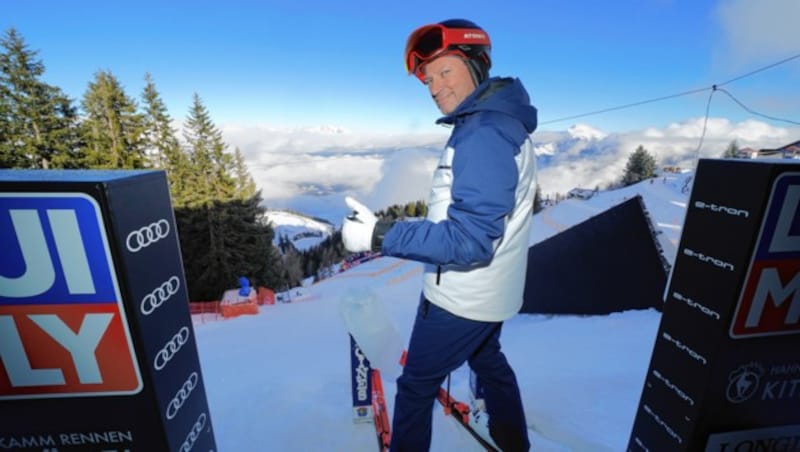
[568,124,607,141]
[303,125,349,135]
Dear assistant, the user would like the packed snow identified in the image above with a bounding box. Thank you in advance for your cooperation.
[193,171,694,451]
[264,210,333,252]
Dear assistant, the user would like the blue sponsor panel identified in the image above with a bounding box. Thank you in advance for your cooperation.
[1,194,117,304]
[627,160,800,451]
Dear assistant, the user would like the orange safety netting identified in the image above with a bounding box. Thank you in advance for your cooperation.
[190,286,275,320]
[257,286,275,305]
[220,300,259,318]
[220,288,259,318]
[189,301,221,315]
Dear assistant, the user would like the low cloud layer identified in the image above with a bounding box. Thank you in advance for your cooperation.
[221,124,446,222]
[221,118,798,224]
[537,118,795,197]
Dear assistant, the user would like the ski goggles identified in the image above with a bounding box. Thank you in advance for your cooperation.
[404,24,490,81]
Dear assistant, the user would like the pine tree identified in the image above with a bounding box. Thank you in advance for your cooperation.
[224,193,282,292]
[176,93,229,299]
[176,94,282,300]
[80,70,146,168]
[415,200,427,217]
[140,73,190,202]
[178,194,282,300]
[231,146,257,200]
[281,248,305,290]
[721,139,740,159]
[182,93,235,207]
[0,28,82,169]
[621,145,657,186]
[533,183,544,214]
[405,202,417,217]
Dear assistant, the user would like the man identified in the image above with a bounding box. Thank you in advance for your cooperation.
[342,18,537,451]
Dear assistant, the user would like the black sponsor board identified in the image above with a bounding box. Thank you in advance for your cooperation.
[0,170,215,451]
[628,159,800,451]
[522,195,668,315]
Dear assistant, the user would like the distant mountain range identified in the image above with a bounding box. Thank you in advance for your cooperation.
[533,124,799,196]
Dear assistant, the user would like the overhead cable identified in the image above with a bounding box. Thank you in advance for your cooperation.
[539,52,800,126]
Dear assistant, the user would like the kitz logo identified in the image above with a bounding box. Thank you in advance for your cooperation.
[0,193,142,399]
[731,173,800,338]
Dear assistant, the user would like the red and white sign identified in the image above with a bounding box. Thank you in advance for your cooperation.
[0,193,142,399]
[731,174,800,338]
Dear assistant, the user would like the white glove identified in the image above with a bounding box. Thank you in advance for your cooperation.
[342,196,377,252]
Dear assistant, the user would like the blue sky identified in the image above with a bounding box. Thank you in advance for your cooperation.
[3,0,799,135]
[4,1,800,219]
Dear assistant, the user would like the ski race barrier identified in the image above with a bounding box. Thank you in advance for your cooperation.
[521,195,669,315]
[0,169,217,451]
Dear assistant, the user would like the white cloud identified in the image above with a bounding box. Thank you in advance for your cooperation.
[715,0,800,64]
[642,127,664,138]
[364,147,439,210]
[219,123,445,222]
[534,142,557,156]
[220,119,797,222]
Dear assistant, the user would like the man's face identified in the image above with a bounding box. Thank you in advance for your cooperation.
[421,54,476,115]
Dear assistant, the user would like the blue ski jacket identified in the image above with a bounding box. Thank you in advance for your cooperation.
[381,76,538,321]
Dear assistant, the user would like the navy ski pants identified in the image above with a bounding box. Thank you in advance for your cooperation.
[390,297,529,452]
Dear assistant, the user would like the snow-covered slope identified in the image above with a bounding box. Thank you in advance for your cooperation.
[264,209,334,251]
[195,172,693,451]
[531,170,692,266]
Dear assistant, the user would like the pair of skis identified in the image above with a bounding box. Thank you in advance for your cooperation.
[371,369,391,451]
[437,386,499,451]
[340,287,497,451]
[369,359,498,451]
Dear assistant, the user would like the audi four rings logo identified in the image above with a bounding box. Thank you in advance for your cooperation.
[141,276,181,315]
[155,326,191,371]
[167,372,199,420]
[179,412,207,452]
[126,219,170,252]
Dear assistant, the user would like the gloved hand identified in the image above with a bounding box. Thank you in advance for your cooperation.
[342,196,377,253]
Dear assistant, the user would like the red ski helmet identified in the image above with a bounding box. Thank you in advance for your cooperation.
[404,19,492,84]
